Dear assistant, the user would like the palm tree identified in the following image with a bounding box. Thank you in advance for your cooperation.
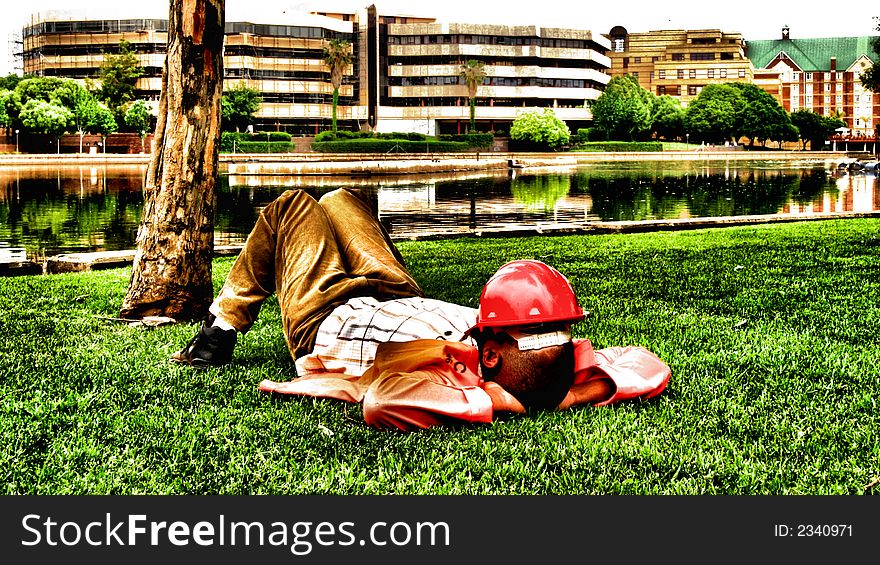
[322,38,353,132]
[459,60,486,133]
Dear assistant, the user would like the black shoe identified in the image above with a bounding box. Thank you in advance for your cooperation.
[171,315,237,367]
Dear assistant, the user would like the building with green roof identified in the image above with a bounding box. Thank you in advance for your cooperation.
[746,26,879,136]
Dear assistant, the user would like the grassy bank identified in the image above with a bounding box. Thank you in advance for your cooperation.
[1,219,878,494]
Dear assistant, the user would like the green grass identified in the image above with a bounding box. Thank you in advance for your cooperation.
[2,219,879,494]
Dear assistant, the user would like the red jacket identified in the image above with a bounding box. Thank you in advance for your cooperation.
[259,338,670,431]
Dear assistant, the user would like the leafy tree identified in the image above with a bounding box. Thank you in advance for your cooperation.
[650,95,685,141]
[732,83,794,147]
[0,73,27,91]
[322,38,352,132]
[0,90,10,128]
[221,83,261,132]
[790,109,846,150]
[69,85,117,152]
[459,59,487,133]
[858,18,879,92]
[589,75,654,141]
[684,83,745,143]
[6,76,89,128]
[98,40,144,119]
[20,99,73,152]
[510,108,571,150]
[124,99,154,152]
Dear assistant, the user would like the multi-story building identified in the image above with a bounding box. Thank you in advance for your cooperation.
[17,5,610,136]
[378,21,610,135]
[20,7,361,135]
[746,26,879,137]
[604,26,754,106]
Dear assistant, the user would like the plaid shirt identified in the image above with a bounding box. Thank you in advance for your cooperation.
[294,296,478,377]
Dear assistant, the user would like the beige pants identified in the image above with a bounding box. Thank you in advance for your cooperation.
[211,188,423,359]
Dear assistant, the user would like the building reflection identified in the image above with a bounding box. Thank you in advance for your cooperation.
[2,162,878,259]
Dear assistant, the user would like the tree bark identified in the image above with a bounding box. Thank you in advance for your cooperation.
[119,0,225,321]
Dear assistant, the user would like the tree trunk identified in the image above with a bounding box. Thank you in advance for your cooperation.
[119,0,225,321]
[332,88,339,132]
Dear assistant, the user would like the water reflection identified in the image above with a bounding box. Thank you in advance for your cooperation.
[1,161,877,259]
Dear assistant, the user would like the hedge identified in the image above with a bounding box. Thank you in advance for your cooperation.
[226,141,293,153]
[311,139,473,153]
[573,141,664,152]
[438,133,494,148]
[221,131,292,152]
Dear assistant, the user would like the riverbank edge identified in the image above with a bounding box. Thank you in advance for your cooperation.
[0,149,871,173]
[3,212,879,277]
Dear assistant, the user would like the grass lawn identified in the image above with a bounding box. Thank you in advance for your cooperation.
[1,218,878,494]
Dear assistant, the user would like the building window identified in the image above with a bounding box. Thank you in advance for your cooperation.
[792,72,799,80]
[658,70,666,79]
[720,69,727,78]
[634,57,641,63]
[738,69,745,78]
[707,69,714,78]
[824,72,831,80]
[632,72,639,79]
[650,71,654,79]
[689,69,696,79]
[677,69,684,79]
[688,85,698,95]
[806,72,812,80]
[672,53,684,61]
[613,38,625,52]
[657,85,665,95]
[825,83,831,92]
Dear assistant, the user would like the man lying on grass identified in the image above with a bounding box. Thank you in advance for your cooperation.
[172,188,670,430]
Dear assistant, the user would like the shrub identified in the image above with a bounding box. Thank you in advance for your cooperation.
[572,141,663,152]
[311,139,471,153]
[509,108,571,150]
[438,133,493,148]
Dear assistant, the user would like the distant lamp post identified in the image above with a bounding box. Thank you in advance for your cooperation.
[15,129,19,153]
[686,133,690,147]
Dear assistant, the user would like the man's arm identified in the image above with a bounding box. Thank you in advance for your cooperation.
[555,377,614,411]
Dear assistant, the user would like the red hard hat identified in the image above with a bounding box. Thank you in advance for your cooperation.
[467,260,585,334]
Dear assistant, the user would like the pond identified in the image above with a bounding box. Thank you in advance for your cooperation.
[0,160,877,260]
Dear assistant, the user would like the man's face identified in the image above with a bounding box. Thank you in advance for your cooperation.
[477,324,575,410]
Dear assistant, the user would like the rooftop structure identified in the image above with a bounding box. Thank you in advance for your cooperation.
[746,27,879,136]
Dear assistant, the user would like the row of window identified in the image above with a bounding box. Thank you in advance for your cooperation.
[655,68,747,79]
[259,93,357,105]
[22,19,354,41]
[23,19,168,37]
[224,46,329,59]
[225,68,355,81]
[22,44,165,59]
[387,34,595,50]
[668,52,738,62]
[386,56,604,70]
[383,97,587,108]
[388,76,590,88]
